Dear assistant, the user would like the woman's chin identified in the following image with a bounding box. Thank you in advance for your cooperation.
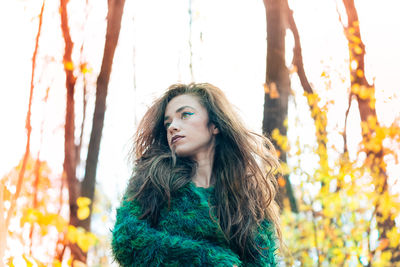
[173,148,192,158]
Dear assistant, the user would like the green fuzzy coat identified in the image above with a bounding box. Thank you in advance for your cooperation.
[111,181,278,266]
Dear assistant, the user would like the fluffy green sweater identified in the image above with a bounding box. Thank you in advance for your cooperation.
[111,181,278,266]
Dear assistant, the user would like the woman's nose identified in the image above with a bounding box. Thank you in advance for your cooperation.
[168,120,180,133]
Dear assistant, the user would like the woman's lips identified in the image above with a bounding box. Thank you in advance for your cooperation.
[171,136,184,144]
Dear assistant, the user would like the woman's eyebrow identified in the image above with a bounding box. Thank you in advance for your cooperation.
[164,105,196,121]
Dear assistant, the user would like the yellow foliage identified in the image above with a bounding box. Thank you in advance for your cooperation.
[269,83,280,99]
[374,251,392,267]
[67,225,78,243]
[77,197,91,208]
[377,238,389,251]
[348,27,355,35]
[77,197,92,220]
[271,128,289,152]
[359,85,371,100]
[350,35,361,44]
[7,257,15,267]
[77,206,90,220]
[22,254,33,267]
[64,61,74,71]
[277,176,286,188]
[263,83,269,94]
[367,116,377,129]
[77,231,97,253]
[351,83,360,94]
[354,46,363,55]
[387,227,400,248]
[53,259,62,267]
[283,118,289,128]
[73,260,88,267]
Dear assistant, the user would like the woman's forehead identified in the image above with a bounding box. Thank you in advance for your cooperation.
[165,94,203,114]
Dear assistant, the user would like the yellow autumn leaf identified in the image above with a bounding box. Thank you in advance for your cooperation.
[67,225,78,243]
[351,83,360,94]
[77,197,91,208]
[263,83,270,94]
[77,206,90,220]
[40,213,53,226]
[367,115,377,129]
[81,63,92,74]
[64,61,74,71]
[356,69,364,77]
[388,227,400,248]
[73,260,88,267]
[277,176,286,188]
[86,232,97,246]
[53,259,62,267]
[269,83,280,99]
[368,97,376,109]
[350,35,361,44]
[358,86,370,100]
[283,118,289,128]
[7,257,15,267]
[54,215,67,232]
[22,254,33,267]
[354,46,363,55]
[77,232,94,253]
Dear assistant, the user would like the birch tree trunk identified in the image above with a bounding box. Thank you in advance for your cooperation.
[340,0,399,263]
[262,0,297,212]
[79,0,126,232]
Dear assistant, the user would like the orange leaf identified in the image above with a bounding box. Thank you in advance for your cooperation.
[377,238,389,251]
[278,176,286,187]
[263,83,270,94]
[270,83,280,99]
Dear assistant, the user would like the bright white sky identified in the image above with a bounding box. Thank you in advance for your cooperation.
[0,0,399,261]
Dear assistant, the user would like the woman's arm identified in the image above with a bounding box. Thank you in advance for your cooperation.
[244,220,279,267]
[111,200,242,267]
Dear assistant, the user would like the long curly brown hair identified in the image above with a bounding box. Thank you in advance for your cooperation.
[125,83,282,260]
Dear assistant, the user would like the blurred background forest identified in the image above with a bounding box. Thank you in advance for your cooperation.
[1,0,400,266]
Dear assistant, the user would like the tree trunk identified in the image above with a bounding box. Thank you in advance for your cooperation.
[59,0,84,264]
[79,0,126,232]
[340,0,399,263]
[284,0,329,182]
[262,0,297,212]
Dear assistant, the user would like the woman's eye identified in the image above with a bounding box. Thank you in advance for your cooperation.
[182,112,194,119]
[164,122,171,129]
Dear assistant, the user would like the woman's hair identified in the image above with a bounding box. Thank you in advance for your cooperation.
[124,83,282,260]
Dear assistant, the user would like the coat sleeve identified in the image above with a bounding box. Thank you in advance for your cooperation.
[243,220,279,267]
[111,200,242,267]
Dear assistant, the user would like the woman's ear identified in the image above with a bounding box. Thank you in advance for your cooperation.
[211,124,219,135]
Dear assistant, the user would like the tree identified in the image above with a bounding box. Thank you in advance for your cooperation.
[262,0,298,213]
[59,0,126,263]
[79,0,126,232]
[275,1,400,265]
[338,0,400,263]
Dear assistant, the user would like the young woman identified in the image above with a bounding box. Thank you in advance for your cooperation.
[112,83,282,266]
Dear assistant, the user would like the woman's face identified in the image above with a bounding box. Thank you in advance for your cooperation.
[164,94,219,160]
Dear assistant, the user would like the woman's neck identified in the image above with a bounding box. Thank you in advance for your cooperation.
[192,149,215,188]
